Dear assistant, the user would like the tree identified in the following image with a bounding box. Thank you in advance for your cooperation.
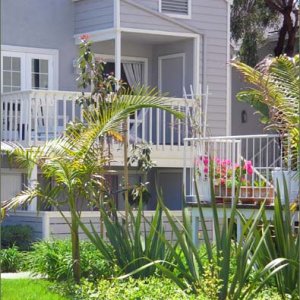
[1,39,184,283]
[232,54,300,169]
[231,0,299,65]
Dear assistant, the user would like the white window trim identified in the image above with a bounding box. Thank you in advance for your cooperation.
[158,53,186,97]
[1,45,59,92]
[158,0,192,19]
[94,54,148,86]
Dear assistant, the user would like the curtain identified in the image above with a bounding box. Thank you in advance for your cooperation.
[123,62,145,142]
[123,62,144,88]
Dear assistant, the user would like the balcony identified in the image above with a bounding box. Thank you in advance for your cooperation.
[184,135,299,206]
[1,90,194,167]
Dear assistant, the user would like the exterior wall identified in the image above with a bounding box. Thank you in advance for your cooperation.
[92,40,154,87]
[2,213,44,240]
[1,169,25,203]
[3,211,214,243]
[231,68,265,135]
[74,0,114,34]
[119,0,229,136]
[181,0,228,136]
[2,0,77,91]
[120,1,191,33]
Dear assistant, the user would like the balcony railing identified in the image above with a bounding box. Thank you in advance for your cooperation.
[184,135,299,205]
[1,90,193,150]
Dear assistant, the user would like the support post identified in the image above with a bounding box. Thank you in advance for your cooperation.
[27,165,37,211]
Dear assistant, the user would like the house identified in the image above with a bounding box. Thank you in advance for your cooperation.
[1,0,232,239]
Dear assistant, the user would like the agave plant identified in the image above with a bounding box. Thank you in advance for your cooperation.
[251,177,300,298]
[78,199,174,278]
[151,166,288,299]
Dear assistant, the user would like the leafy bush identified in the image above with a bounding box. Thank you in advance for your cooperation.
[73,277,283,300]
[27,240,113,281]
[1,225,34,251]
[74,277,196,300]
[0,246,23,272]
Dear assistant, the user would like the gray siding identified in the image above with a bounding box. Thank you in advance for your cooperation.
[2,215,43,240]
[74,0,114,34]
[180,0,228,136]
[2,0,78,91]
[231,68,265,135]
[119,0,229,136]
[120,1,191,33]
[92,40,154,87]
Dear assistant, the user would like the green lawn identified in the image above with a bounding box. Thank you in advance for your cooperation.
[1,279,70,300]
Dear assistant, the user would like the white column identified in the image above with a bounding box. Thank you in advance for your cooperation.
[115,31,121,83]
[27,165,37,211]
[114,0,121,83]
[226,0,233,135]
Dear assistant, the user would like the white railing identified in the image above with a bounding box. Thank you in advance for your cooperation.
[184,135,299,205]
[1,90,193,149]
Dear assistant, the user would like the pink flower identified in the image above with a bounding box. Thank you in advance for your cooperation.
[203,156,209,166]
[203,166,209,174]
[244,161,253,175]
[226,159,232,165]
[80,34,90,42]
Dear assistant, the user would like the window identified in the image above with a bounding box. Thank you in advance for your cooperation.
[31,59,49,90]
[1,46,58,93]
[3,56,22,92]
[159,0,191,18]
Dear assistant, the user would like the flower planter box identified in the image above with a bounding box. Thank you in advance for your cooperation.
[239,187,255,205]
[253,187,274,200]
[271,170,299,203]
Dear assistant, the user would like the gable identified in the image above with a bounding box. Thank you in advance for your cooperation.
[120,0,196,34]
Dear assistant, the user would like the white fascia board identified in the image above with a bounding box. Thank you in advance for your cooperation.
[74,28,116,44]
[120,27,200,39]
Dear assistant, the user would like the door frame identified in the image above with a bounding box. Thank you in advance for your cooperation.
[158,53,185,97]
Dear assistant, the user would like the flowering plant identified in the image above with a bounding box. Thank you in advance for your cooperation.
[196,156,253,187]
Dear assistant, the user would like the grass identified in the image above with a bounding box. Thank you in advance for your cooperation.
[1,279,70,300]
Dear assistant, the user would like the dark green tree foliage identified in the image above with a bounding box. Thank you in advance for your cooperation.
[231,0,279,66]
[231,0,299,66]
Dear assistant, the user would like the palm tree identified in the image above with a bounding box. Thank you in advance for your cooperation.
[2,87,184,283]
[232,54,299,157]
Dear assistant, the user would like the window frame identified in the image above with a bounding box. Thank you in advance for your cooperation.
[1,45,59,93]
[158,0,192,19]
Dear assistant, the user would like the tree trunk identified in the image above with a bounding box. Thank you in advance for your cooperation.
[274,19,288,56]
[71,212,81,283]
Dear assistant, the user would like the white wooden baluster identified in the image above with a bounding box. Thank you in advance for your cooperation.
[34,96,38,145]
[63,94,67,131]
[171,103,174,149]
[134,110,138,143]
[162,109,166,150]
[45,93,49,141]
[142,108,145,141]
[149,108,153,144]
[14,96,18,141]
[9,96,13,141]
[54,94,57,139]
[156,108,159,150]
[27,93,32,145]
[19,94,24,142]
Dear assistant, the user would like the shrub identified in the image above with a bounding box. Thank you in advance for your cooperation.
[73,277,283,300]
[1,225,34,251]
[74,277,196,300]
[0,246,23,272]
[27,240,114,281]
